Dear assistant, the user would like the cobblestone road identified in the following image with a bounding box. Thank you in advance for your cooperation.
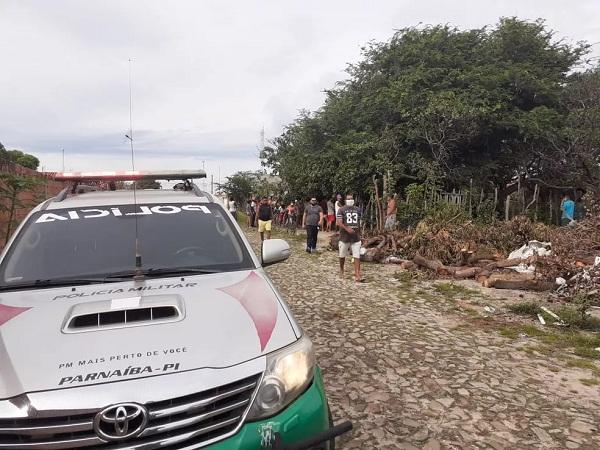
[248,228,600,449]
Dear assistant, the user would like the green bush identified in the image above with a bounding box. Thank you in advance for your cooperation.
[508,302,542,317]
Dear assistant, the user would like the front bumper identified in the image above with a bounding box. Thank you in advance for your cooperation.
[208,367,330,449]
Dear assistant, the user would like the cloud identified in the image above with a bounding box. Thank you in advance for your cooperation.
[1,0,598,178]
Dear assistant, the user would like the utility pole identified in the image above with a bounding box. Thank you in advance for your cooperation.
[259,127,265,161]
[211,174,214,194]
[61,148,65,172]
[260,127,265,151]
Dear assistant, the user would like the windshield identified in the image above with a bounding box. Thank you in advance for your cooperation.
[0,203,254,286]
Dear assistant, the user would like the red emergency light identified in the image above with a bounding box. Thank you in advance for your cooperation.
[53,169,207,182]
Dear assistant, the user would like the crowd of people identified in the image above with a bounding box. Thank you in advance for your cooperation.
[225,187,587,284]
[233,193,401,283]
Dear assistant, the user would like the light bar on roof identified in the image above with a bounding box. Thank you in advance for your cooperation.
[53,169,207,182]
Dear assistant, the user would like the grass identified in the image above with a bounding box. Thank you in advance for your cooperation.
[553,307,600,331]
[566,358,598,371]
[506,302,600,332]
[580,378,600,386]
[507,302,541,317]
[566,358,600,381]
[549,331,600,352]
[499,327,519,339]
[519,324,546,337]
[498,321,600,362]
[417,290,444,303]
[574,347,600,359]
[393,270,415,288]
[433,282,480,299]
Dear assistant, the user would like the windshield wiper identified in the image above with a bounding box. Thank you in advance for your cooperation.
[0,277,128,291]
[101,267,221,280]
[144,267,221,277]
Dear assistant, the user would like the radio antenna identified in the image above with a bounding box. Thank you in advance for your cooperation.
[125,58,143,275]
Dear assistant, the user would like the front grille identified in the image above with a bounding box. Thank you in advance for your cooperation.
[0,374,260,449]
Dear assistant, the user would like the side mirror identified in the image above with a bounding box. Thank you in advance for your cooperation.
[262,239,291,266]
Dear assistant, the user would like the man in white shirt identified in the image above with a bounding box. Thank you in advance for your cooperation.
[228,197,237,220]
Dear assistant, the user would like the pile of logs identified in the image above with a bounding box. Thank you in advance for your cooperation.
[329,231,593,292]
[329,232,411,262]
[387,252,557,291]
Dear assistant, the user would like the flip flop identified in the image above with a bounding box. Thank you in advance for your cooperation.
[354,277,366,283]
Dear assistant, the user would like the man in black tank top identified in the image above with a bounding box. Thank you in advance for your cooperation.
[336,193,363,282]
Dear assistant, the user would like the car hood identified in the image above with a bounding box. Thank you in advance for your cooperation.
[0,270,297,399]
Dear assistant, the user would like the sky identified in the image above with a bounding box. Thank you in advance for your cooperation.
[1,0,599,186]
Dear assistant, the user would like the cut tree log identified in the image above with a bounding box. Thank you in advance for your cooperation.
[438,266,458,276]
[390,234,398,253]
[413,253,444,272]
[400,260,416,270]
[363,236,384,248]
[383,257,415,269]
[383,256,409,265]
[474,259,496,267]
[492,279,556,291]
[467,253,500,265]
[453,267,483,279]
[413,254,482,279]
[484,272,535,288]
[459,249,475,266]
[376,235,389,249]
[485,258,531,271]
[476,269,492,284]
[361,247,385,262]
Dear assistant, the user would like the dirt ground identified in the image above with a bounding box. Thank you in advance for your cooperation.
[246,226,600,449]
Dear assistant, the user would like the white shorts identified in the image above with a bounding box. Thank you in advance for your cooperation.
[339,241,361,258]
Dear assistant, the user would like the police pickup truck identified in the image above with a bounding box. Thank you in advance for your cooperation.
[0,170,350,450]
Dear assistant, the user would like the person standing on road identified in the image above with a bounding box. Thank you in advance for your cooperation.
[250,197,258,227]
[326,196,335,232]
[228,197,237,221]
[320,198,328,226]
[245,200,253,228]
[303,197,324,253]
[296,199,305,229]
[337,193,363,282]
[334,194,343,218]
[257,197,273,241]
[385,194,397,230]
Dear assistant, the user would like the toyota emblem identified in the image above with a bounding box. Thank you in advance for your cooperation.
[94,403,149,441]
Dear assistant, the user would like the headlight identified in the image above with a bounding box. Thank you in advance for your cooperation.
[246,334,315,420]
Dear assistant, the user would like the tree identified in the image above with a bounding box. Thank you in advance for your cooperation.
[0,174,40,244]
[263,18,591,202]
[219,171,260,206]
[0,145,40,170]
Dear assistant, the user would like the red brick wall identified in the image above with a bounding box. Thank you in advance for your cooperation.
[0,162,65,246]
